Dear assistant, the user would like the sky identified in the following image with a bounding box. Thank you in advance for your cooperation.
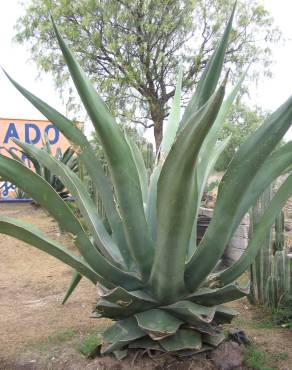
[0,0,292,141]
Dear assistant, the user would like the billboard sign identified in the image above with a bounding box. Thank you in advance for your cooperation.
[0,118,71,200]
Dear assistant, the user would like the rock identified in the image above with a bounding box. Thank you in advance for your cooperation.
[228,328,251,346]
[210,341,244,370]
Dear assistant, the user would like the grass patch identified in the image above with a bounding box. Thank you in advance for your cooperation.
[252,318,274,329]
[77,333,102,356]
[271,352,289,361]
[243,345,276,370]
[243,346,288,370]
[32,329,76,350]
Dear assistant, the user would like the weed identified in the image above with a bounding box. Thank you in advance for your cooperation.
[77,333,102,356]
[252,318,274,329]
[243,345,276,370]
[29,329,76,352]
[271,352,289,361]
[272,297,292,328]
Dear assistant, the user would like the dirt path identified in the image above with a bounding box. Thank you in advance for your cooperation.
[0,203,106,360]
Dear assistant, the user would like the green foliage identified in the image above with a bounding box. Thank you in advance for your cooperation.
[77,333,102,356]
[1,5,292,356]
[243,345,276,370]
[14,0,281,149]
[215,103,266,171]
[33,329,76,350]
[273,297,292,328]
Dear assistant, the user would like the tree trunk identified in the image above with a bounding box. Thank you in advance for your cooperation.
[150,100,165,152]
[154,121,163,153]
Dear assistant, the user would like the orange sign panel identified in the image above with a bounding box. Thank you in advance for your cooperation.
[0,118,71,199]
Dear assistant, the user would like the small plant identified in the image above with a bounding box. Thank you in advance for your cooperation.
[1,3,292,357]
[77,334,102,356]
[243,345,275,370]
[273,297,292,328]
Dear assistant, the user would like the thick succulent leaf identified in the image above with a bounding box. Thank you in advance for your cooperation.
[187,283,249,306]
[214,305,239,324]
[101,286,156,307]
[217,172,292,286]
[0,154,83,235]
[222,140,292,244]
[146,165,161,241]
[150,85,225,303]
[102,317,145,354]
[125,133,148,205]
[202,332,225,347]
[163,301,216,325]
[62,271,82,305]
[186,95,292,290]
[52,20,153,279]
[160,63,183,158]
[187,135,231,259]
[61,147,75,164]
[192,324,222,336]
[0,217,105,286]
[0,155,141,289]
[199,67,248,160]
[95,299,131,319]
[180,3,236,127]
[129,337,163,351]
[175,345,213,357]
[79,148,131,268]
[95,288,157,319]
[187,71,247,258]
[135,309,183,340]
[14,139,124,267]
[3,70,131,270]
[3,147,23,163]
[73,231,142,290]
[159,329,202,352]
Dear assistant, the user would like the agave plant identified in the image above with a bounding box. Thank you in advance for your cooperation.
[1,5,292,355]
[5,136,78,199]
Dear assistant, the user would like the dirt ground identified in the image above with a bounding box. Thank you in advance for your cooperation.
[0,203,292,370]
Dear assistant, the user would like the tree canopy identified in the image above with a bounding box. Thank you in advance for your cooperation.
[215,102,266,171]
[14,0,280,149]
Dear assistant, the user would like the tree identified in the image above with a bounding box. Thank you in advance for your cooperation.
[14,0,280,150]
[215,102,266,171]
